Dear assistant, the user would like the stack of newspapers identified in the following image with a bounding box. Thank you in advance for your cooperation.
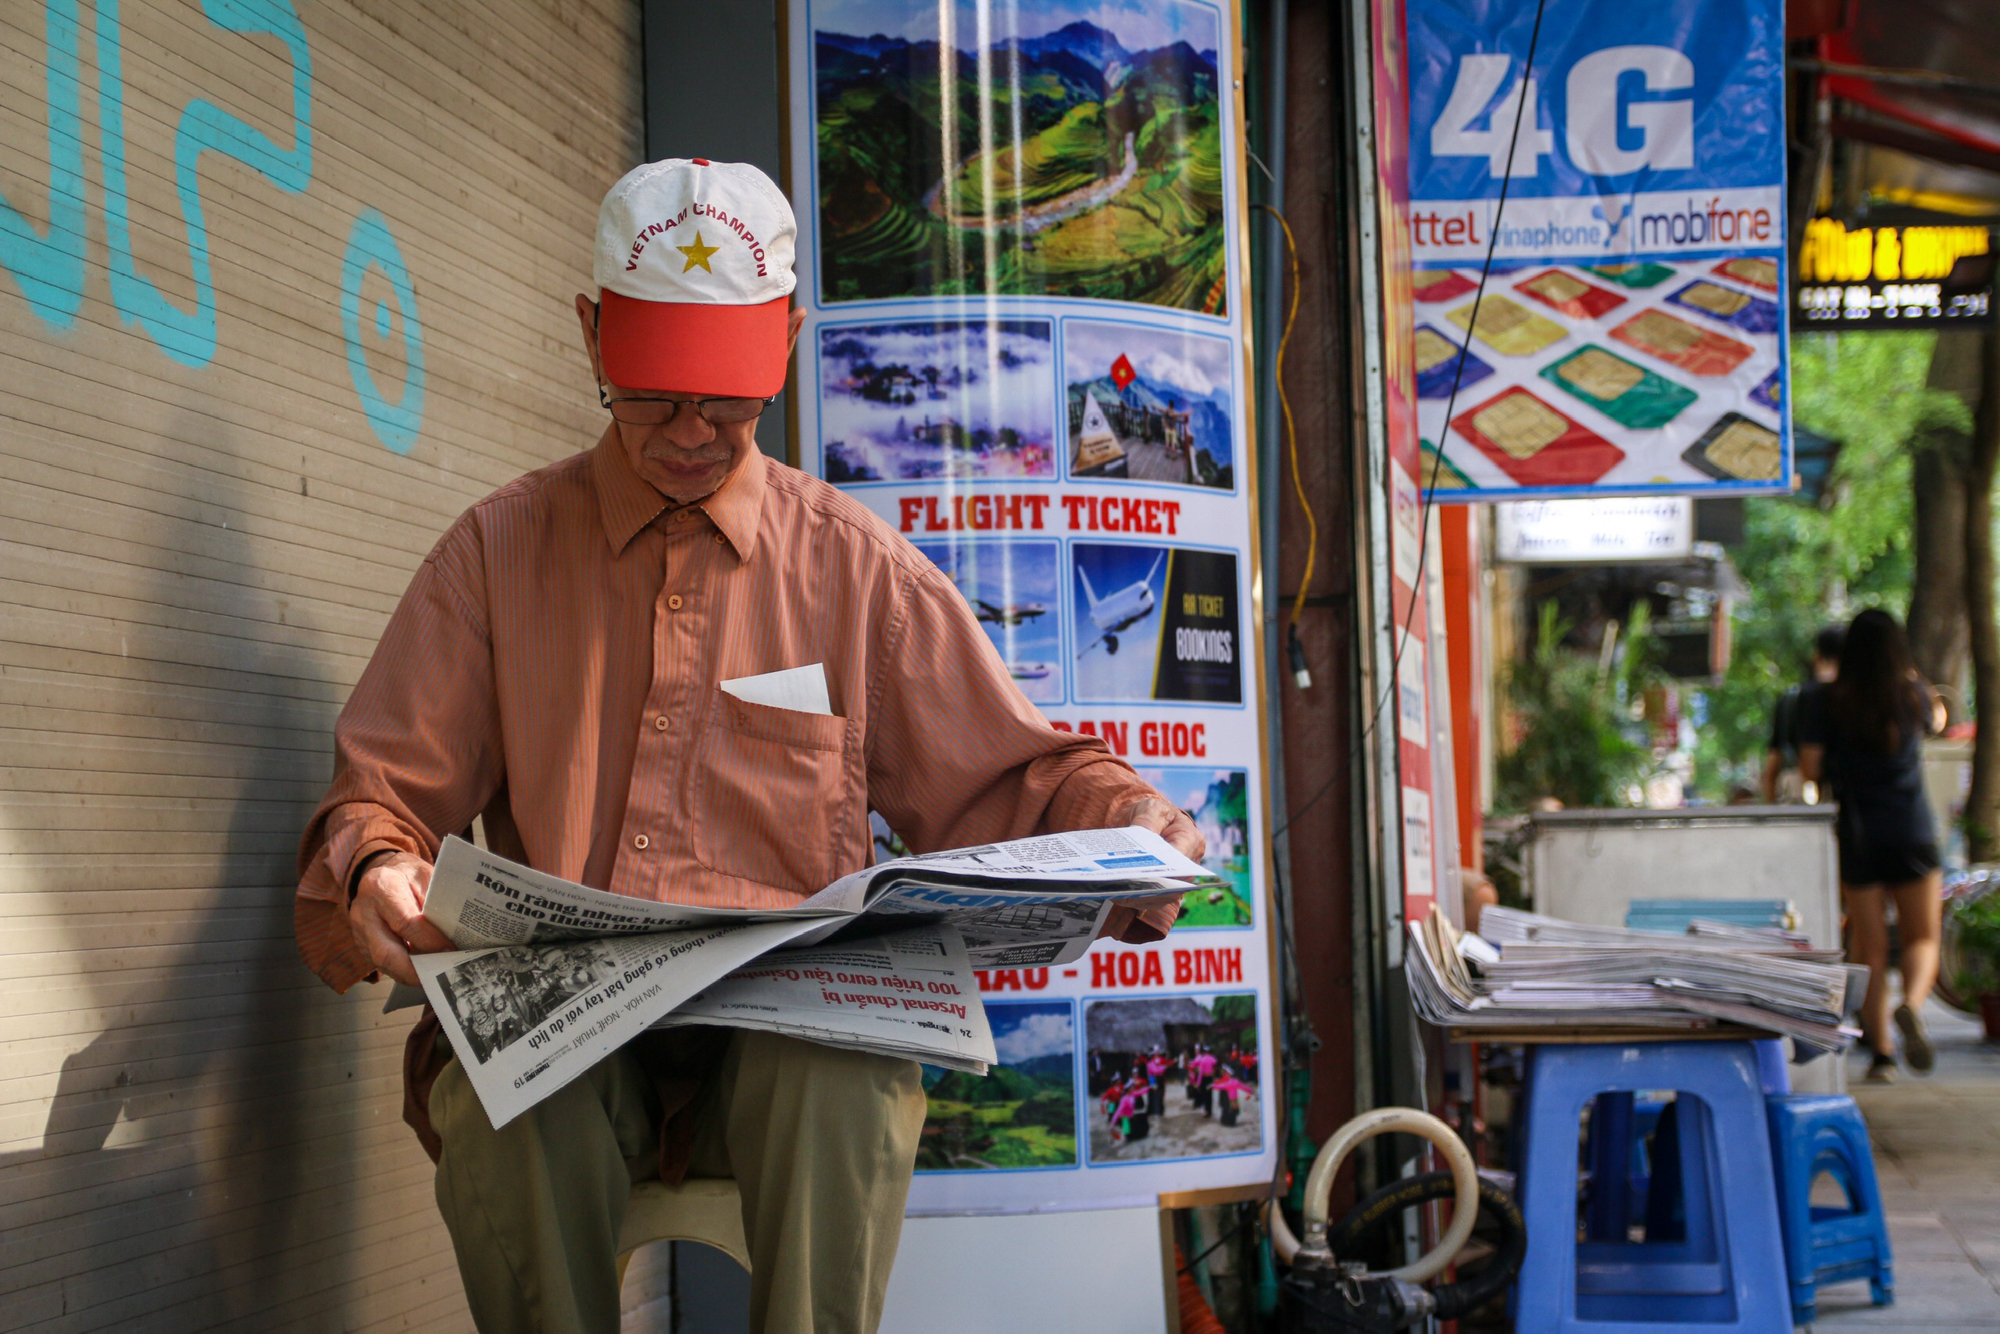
[1407,905,1864,1054]
[408,829,1212,1127]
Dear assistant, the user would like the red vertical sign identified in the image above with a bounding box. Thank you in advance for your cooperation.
[1372,0,1438,927]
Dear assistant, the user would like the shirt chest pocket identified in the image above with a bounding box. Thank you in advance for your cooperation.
[689,692,858,893]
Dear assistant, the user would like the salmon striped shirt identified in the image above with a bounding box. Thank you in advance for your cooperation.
[295,432,1175,990]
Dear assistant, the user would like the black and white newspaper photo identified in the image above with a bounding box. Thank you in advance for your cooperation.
[415,917,823,1128]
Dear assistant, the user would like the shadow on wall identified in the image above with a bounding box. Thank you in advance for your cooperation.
[0,405,368,1330]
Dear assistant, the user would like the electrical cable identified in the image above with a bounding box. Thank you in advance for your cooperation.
[1252,202,1317,691]
[1179,1214,1248,1274]
[1270,0,1549,845]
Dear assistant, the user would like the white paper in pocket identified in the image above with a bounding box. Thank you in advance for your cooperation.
[719,663,833,716]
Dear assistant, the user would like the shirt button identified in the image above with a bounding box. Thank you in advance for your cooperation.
[667,594,683,610]
[654,715,668,731]
[633,834,650,850]
[675,511,689,522]
[714,534,725,545]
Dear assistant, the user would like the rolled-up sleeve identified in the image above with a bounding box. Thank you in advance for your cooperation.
[295,521,504,991]
[865,562,1181,943]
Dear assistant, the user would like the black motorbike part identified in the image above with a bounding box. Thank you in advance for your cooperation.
[1325,1170,1526,1319]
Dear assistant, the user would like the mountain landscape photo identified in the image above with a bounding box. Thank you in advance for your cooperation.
[1136,767,1251,925]
[916,1000,1078,1171]
[1065,318,1235,487]
[813,0,1227,312]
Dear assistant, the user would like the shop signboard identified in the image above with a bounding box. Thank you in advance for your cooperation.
[784,0,1275,1214]
[1405,0,1790,498]
[1368,0,1443,937]
[1493,496,1693,563]
[1794,216,1996,329]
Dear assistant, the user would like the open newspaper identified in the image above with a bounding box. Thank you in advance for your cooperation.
[411,828,1209,1127]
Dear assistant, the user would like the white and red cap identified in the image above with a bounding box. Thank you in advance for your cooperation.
[592,157,798,398]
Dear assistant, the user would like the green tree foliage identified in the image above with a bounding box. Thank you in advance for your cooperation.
[1693,333,1970,793]
[1496,604,1651,811]
[1209,994,1257,1024]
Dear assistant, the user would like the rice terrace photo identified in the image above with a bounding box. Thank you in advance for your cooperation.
[812,0,1228,312]
[917,1000,1079,1171]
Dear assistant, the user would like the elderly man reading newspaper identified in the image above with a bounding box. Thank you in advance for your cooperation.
[294,157,1204,1334]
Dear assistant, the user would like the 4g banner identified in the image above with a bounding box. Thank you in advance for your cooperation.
[1405,0,1791,498]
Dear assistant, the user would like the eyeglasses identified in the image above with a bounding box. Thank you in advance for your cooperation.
[599,388,774,426]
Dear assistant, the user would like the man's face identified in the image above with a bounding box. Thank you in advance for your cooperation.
[576,295,805,504]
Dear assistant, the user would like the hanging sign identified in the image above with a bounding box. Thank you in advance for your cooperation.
[1794,216,1995,329]
[785,0,1275,1215]
[1369,0,1443,942]
[1405,0,1789,498]
[1493,496,1693,562]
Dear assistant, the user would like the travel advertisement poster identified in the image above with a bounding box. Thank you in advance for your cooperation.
[787,0,1276,1215]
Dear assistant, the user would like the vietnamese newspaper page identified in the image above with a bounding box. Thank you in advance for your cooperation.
[413,829,1210,1127]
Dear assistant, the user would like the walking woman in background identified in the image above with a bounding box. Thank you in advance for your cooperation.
[1800,609,1947,1082]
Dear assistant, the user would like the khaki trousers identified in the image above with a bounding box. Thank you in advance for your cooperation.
[430,1030,927,1334]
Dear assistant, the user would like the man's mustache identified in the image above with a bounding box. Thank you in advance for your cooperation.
[641,445,731,466]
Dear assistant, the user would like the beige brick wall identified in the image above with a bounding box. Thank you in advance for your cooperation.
[0,0,641,1326]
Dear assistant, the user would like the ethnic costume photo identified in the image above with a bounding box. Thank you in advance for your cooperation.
[1083,994,1261,1164]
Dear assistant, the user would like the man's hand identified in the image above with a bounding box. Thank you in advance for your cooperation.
[1109,793,1207,864]
[349,851,454,987]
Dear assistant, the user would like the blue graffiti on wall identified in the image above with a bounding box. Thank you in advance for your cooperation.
[0,0,87,327]
[0,0,427,453]
[99,0,313,367]
[341,211,426,455]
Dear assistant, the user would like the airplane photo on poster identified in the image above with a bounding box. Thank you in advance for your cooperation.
[917,539,1065,702]
[1075,549,1164,659]
[1073,544,1242,704]
[975,599,1049,628]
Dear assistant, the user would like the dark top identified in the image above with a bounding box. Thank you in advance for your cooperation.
[1797,681,1937,850]
[1767,679,1825,765]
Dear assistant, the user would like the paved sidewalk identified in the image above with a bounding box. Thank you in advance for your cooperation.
[1815,1000,2000,1330]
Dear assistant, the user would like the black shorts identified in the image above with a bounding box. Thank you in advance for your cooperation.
[1838,839,1941,886]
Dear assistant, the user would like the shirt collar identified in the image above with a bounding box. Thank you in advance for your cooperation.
[591,429,765,561]
[699,446,766,562]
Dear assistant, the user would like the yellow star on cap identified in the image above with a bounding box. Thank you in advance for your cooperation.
[676,230,719,273]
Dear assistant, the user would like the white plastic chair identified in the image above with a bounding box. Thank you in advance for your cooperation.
[615,1177,750,1288]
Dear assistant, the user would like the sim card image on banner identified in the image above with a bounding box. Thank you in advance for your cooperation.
[1451,385,1625,487]
[1414,325,1493,400]
[1405,0,1789,498]
[1539,346,1697,429]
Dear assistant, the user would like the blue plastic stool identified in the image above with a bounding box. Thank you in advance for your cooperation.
[1626,898,1793,933]
[1584,1044,1787,1240]
[1515,1041,1792,1332]
[1766,1094,1894,1325]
